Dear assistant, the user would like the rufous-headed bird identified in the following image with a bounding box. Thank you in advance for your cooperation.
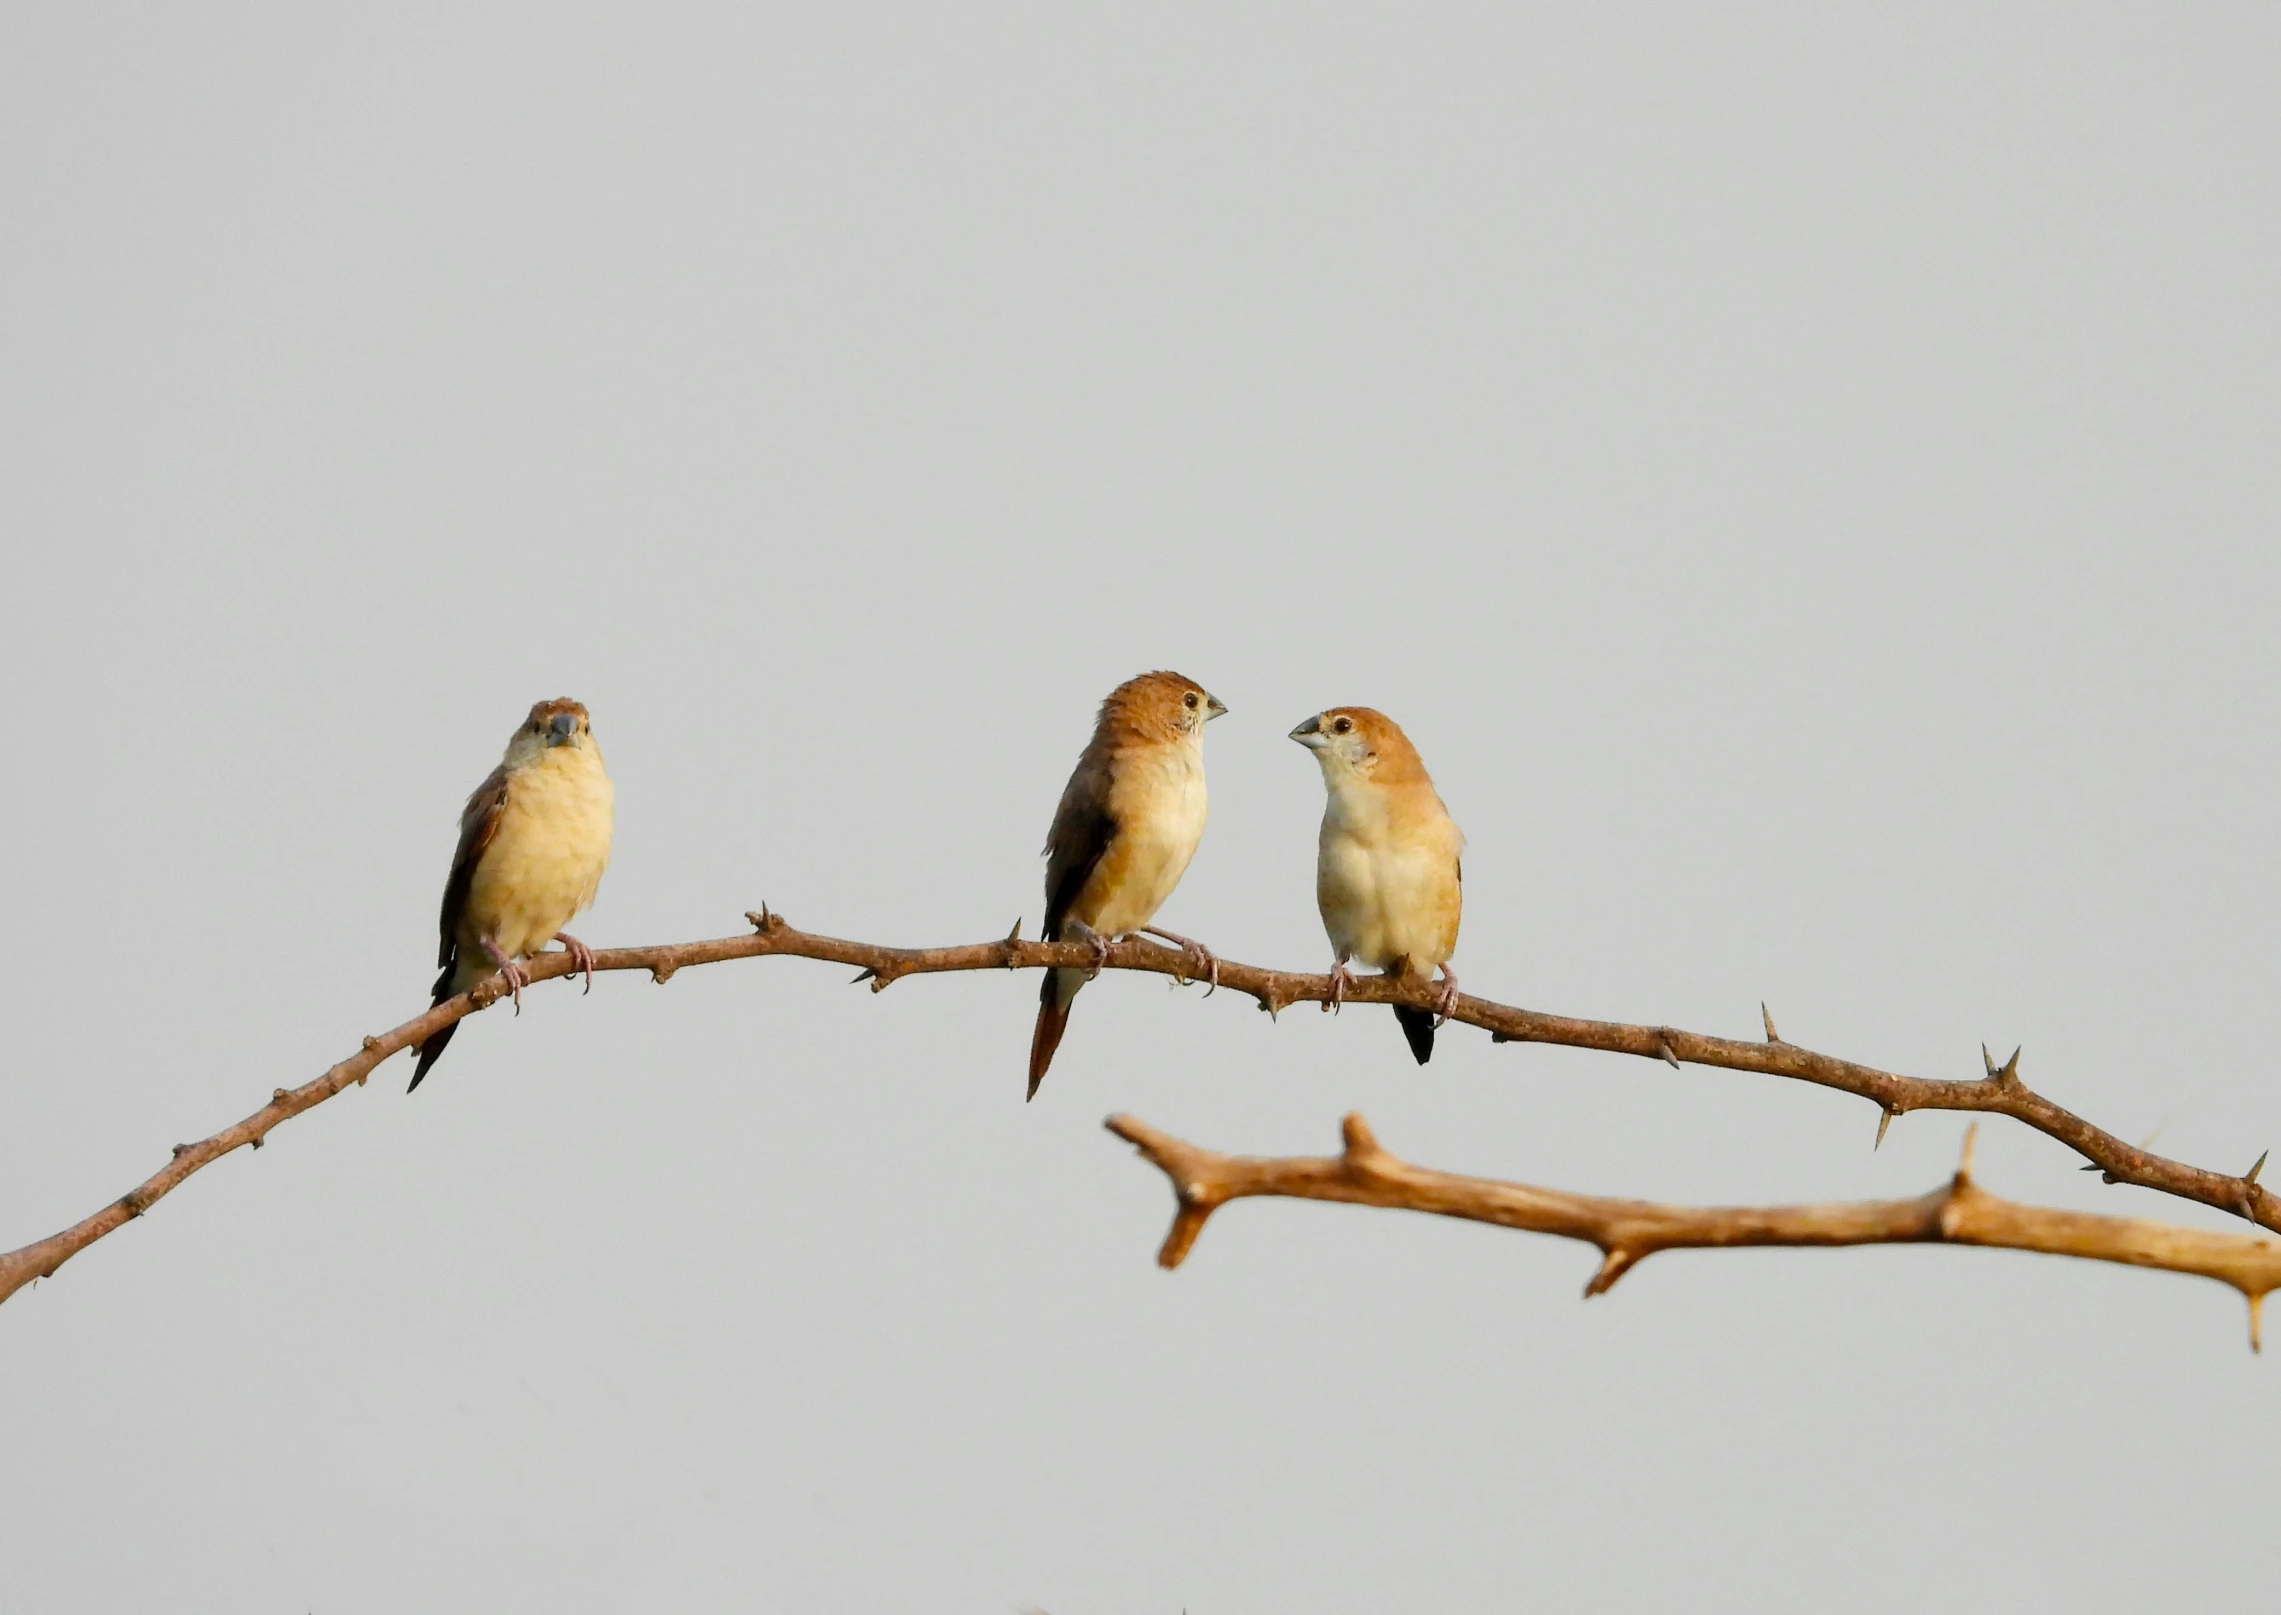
[1029,670,1227,1098]
[408,698,615,1091]
[1290,706,1464,1064]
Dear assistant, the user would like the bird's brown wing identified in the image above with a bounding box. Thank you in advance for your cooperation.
[410,764,510,1093]
[1041,752,1117,941]
[436,764,510,973]
[1030,751,1118,1101]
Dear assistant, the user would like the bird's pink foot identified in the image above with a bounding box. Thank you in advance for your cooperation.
[555,932,597,994]
[1140,926,1220,994]
[1432,965,1460,1026]
[482,939,530,1014]
[1326,959,1357,1014]
[1068,922,1113,981]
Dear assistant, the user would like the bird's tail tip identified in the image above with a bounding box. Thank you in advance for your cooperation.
[406,1019,457,1092]
[1028,998,1071,1100]
[1394,1004,1436,1065]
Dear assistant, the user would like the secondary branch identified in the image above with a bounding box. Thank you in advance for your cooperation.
[1107,1113,2281,1350]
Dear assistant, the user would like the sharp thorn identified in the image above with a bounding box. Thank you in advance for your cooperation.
[1982,1043,1998,1077]
[1999,1046,2022,1083]
[1657,1037,1680,1070]
[2247,1149,2269,1188]
[1874,1110,1894,1150]
[1958,1123,1979,1179]
[850,967,876,986]
[2251,1293,2266,1354]
[1761,1001,1780,1043]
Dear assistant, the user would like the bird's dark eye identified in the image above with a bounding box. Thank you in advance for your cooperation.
[1183,692,1198,709]
[1332,716,1352,734]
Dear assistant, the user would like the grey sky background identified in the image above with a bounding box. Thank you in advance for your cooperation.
[5,4,2279,1609]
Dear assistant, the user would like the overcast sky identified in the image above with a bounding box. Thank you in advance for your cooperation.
[5,5,2279,1610]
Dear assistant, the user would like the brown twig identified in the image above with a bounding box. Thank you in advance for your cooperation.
[2,908,2273,1306]
[1106,1113,2281,1351]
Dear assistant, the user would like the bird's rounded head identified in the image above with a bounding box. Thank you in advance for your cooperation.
[1289,706,1430,785]
[504,697,596,765]
[1100,671,1227,745]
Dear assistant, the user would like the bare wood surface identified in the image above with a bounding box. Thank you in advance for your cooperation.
[1107,1113,2281,1350]
[2,909,2272,1307]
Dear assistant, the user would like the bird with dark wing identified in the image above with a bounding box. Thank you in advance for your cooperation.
[1029,671,1226,1098]
[408,698,615,1091]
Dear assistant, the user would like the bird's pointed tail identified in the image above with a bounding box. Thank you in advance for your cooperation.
[1393,1004,1436,1065]
[407,964,458,1092]
[1027,967,1083,1100]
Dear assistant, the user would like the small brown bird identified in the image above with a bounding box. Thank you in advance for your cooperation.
[1029,670,1227,1098]
[1291,706,1464,1064]
[408,698,615,1091]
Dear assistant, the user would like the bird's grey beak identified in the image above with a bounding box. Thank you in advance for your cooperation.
[1206,694,1228,720]
[1289,714,1327,749]
[547,712,579,746]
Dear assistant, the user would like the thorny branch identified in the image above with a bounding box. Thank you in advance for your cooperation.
[1107,1113,2281,1350]
[1,910,2272,1309]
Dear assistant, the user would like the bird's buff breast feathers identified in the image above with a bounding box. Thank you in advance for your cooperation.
[1316,783,1461,972]
[463,745,615,964]
[1080,743,1208,937]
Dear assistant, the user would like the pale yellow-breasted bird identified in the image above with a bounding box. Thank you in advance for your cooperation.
[1290,706,1464,1065]
[1029,670,1227,1099]
[408,698,615,1091]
